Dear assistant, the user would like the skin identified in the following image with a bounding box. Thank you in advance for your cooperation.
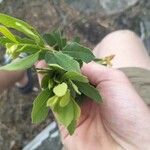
[36,60,150,150]
[59,62,150,150]
[0,70,27,93]
[36,30,150,150]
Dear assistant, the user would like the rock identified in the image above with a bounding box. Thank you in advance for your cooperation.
[142,20,150,54]
[65,0,103,15]
[23,122,62,150]
[0,0,3,3]
[66,0,139,15]
[100,0,139,15]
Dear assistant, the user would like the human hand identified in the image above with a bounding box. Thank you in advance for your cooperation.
[60,62,150,150]
[35,60,47,83]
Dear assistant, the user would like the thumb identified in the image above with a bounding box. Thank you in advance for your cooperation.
[82,62,150,148]
[81,62,108,85]
[81,62,129,86]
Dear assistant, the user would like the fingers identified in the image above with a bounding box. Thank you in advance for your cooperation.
[83,63,150,148]
[35,60,47,68]
[35,60,47,84]
[81,62,129,86]
[81,62,108,85]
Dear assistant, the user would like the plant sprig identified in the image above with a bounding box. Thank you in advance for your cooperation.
[0,13,112,135]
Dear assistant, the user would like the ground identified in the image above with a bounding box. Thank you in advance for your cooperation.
[0,0,150,149]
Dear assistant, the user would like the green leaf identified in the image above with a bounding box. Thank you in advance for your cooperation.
[6,43,19,58]
[43,30,66,50]
[53,82,68,97]
[0,26,18,43]
[67,98,81,135]
[67,120,76,135]
[47,95,59,110]
[55,100,74,127]
[53,73,62,84]
[53,30,66,50]
[0,36,13,46]
[15,36,36,44]
[0,52,39,71]
[43,33,56,47]
[0,13,44,45]
[69,80,81,95]
[48,64,66,74]
[32,89,52,123]
[0,36,36,46]
[45,51,80,72]
[5,43,40,58]
[67,80,76,99]
[62,42,95,63]
[59,90,70,107]
[41,75,49,89]
[48,79,54,90]
[73,36,80,43]
[15,44,40,54]
[54,97,81,134]
[75,82,102,103]
[72,97,81,120]
[64,71,88,83]
[76,59,83,68]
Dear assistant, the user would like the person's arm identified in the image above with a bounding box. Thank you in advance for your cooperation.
[0,71,24,93]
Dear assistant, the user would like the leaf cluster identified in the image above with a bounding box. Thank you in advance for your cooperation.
[0,13,102,135]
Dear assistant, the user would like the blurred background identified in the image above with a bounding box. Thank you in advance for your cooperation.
[0,0,150,149]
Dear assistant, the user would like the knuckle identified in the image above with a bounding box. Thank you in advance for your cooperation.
[107,69,127,81]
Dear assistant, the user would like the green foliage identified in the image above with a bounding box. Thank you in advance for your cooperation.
[59,90,70,107]
[64,71,88,83]
[55,99,75,127]
[32,89,53,124]
[0,13,44,45]
[43,30,67,50]
[0,13,105,135]
[0,52,39,71]
[45,51,80,72]
[67,97,81,135]
[53,82,68,97]
[0,26,18,43]
[6,43,40,57]
[0,36,13,46]
[41,75,50,89]
[62,42,95,63]
[75,82,102,103]
[73,36,80,43]
[69,80,81,95]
